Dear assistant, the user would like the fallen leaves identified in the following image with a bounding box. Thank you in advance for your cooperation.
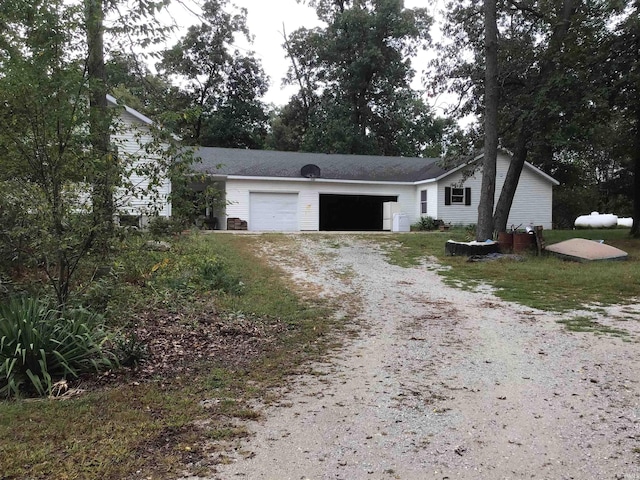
[79,302,288,389]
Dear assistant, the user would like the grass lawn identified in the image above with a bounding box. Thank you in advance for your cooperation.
[385,227,640,311]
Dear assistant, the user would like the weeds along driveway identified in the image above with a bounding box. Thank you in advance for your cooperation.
[208,234,640,480]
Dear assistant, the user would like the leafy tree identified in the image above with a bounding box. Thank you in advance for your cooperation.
[267,97,310,152]
[0,0,94,304]
[106,51,172,116]
[605,1,640,235]
[0,0,178,306]
[157,0,270,148]
[432,0,623,232]
[275,0,449,156]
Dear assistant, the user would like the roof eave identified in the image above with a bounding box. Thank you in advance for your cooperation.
[413,178,438,186]
[226,175,415,185]
[435,152,560,186]
[523,162,561,185]
[107,94,154,126]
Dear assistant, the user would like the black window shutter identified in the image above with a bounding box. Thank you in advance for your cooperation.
[445,187,451,206]
[465,187,471,206]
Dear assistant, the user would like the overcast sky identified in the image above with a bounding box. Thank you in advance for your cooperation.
[229,0,322,106]
[166,0,450,112]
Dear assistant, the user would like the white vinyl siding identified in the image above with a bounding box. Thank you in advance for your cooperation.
[225,178,416,231]
[436,167,481,225]
[503,163,555,229]
[433,153,555,229]
[300,191,320,230]
[112,110,171,217]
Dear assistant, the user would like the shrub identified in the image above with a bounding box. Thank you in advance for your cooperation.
[465,223,477,240]
[113,331,148,368]
[148,216,172,237]
[147,216,184,238]
[199,258,245,295]
[411,216,437,231]
[151,255,245,296]
[0,297,117,398]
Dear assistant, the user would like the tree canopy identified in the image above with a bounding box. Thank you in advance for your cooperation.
[271,0,453,156]
[156,0,270,148]
[431,0,638,232]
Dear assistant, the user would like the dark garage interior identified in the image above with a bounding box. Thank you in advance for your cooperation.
[320,194,398,231]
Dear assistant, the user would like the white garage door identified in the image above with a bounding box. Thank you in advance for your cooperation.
[249,192,299,231]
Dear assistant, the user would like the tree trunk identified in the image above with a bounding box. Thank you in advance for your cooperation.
[282,25,311,112]
[631,106,640,237]
[494,126,528,232]
[51,172,70,307]
[86,0,113,248]
[490,0,576,232]
[477,0,499,241]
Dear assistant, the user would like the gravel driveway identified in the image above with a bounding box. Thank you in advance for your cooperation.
[212,234,640,480]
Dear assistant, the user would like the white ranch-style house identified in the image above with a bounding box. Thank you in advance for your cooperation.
[110,96,559,232]
[190,147,559,232]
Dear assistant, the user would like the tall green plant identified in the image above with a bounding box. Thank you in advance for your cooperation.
[0,297,116,398]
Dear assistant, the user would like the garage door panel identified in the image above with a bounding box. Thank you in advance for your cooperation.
[250,193,299,231]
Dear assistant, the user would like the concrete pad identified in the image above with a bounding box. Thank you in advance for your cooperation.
[545,238,628,261]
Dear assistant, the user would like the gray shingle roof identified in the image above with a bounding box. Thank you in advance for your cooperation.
[191,147,448,183]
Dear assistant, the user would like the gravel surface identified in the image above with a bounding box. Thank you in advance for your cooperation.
[210,235,640,480]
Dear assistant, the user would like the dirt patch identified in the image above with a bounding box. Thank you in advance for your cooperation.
[78,302,288,389]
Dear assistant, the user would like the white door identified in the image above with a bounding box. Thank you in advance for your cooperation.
[249,192,299,231]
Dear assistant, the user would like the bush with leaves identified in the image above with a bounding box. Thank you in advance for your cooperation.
[148,216,174,237]
[0,297,117,398]
[199,258,245,295]
[113,331,148,368]
[465,223,478,241]
[148,253,245,296]
[411,216,437,231]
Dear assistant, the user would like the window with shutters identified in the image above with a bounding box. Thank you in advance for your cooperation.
[420,190,427,214]
[445,186,472,206]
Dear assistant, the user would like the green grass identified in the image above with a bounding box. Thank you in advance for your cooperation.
[0,385,203,479]
[557,316,629,336]
[385,228,640,311]
[0,232,337,479]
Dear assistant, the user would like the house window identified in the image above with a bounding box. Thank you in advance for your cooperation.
[451,188,464,203]
[420,190,427,214]
[445,187,471,206]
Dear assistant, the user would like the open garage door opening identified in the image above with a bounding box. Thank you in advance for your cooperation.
[320,194,398,231]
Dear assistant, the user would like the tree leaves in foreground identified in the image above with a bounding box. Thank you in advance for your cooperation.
[0,0,97,305]
[0,0,181,305]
